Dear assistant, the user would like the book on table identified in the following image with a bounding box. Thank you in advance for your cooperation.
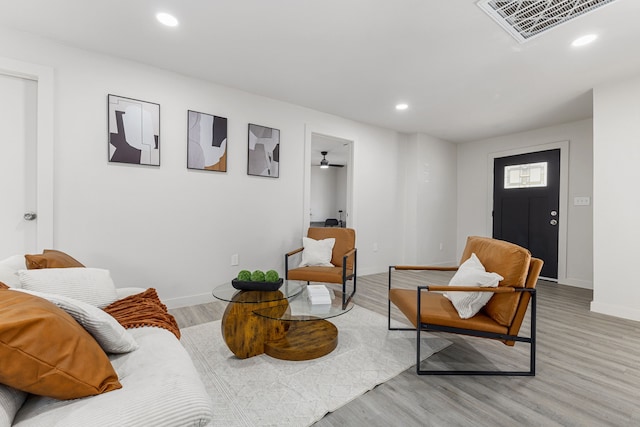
[307,284,332,305]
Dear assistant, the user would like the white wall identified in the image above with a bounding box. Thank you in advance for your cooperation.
[0,26,414,306]
[457,119,593,288]
[592,74,640,321]
[397,133,458,266]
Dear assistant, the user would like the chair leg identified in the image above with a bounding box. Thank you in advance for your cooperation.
[387,265,416,331]
[341,279,356,310]
[388,267,392,330]
[388,266,415,332]
[341,254,357,309]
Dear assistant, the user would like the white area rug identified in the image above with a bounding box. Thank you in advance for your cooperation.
[180,305,450,427]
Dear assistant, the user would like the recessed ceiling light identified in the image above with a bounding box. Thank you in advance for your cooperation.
[395,103,409,111]
[156,12,179,27]
[571,34,597,47]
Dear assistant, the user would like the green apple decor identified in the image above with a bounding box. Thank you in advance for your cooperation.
[265,270,279,282]
[237,270,252,281]
[232,268,283,291]
[251,270,266,282]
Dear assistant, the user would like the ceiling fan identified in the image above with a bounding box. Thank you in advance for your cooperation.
[319,151,344,168]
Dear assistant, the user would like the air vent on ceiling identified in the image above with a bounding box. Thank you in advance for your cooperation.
[477,0,619,43]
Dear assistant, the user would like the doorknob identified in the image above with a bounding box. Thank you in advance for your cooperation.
[550,219,558,226]
[24,212,37,221]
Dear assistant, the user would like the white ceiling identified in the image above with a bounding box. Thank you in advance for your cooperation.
[1,0,639,143]
[311,134,351,166]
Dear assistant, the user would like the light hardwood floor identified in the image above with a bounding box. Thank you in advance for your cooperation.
[170,271,640,426]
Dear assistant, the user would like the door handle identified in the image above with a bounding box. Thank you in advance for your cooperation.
[24,212,37,221]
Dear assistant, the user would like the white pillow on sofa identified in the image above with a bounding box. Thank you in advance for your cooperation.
[445,253,504,319]
[12,288,138,354]
[0,254,27,271]
[0,255,27,288]
[0,265,21,288]
[299,237,336,267]
[0,383,27,426]
[18,267,118,308]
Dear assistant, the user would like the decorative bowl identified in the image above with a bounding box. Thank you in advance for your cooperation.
[231,278,284,291]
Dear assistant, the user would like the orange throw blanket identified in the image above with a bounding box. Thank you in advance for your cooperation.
[103,288,181,339]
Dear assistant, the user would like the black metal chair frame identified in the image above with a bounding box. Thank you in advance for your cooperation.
[387,266,536,376]
[285,248,357,309]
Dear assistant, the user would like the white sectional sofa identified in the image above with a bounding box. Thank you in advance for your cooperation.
[0,253,213,427]
[11,320,213,426]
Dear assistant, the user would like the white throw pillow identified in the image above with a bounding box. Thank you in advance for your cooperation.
[299,237,336,267]
[12,288,138,354]
[0,255,27,288]
[0,383,27,426]
[0,266,21,288]
[445,253,504,319]
[18,267,118,308]
[0,254,27,271]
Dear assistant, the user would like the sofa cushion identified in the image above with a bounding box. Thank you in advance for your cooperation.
[287,266,347,285]
[14,288,138,354]
[389,288,508,334]
[25,249,85,269]
[18,267,118,308]
[0,290,121,400]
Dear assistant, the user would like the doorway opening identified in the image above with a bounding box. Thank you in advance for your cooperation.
[303,127,354,234]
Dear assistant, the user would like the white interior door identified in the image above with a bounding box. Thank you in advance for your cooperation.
[0,73,38,258]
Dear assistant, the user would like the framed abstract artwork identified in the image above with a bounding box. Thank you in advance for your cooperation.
[247,123,280,178]
[108,94,160,166]
[187,110,228,172]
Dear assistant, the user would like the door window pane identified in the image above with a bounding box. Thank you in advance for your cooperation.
[504,162,547,189]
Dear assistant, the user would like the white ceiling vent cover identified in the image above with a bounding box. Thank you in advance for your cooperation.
[477,0,619,43]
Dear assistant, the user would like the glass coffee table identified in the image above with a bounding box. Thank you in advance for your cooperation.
[212,280,353,361]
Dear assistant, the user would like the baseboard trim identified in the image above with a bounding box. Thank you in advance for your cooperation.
[164,292,214,309]
[590,301,640,322]
[559,277,593,289]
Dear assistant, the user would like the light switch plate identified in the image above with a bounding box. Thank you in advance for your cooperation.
[574,196,590,206]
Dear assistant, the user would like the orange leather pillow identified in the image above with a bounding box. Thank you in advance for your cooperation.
[0,290,121,399]
[25,249,85,269]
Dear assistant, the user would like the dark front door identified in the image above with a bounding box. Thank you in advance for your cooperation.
[493,149,560,279]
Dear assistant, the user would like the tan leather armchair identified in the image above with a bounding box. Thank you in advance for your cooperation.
[285,227,357,308]
[389,236,542,375]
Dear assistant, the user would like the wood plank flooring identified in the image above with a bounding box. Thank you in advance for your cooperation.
[170,271,640,426]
